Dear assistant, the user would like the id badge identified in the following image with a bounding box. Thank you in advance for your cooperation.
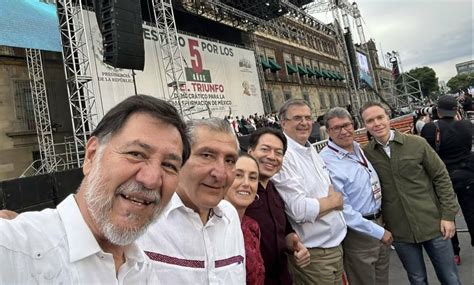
[371,176,382,200]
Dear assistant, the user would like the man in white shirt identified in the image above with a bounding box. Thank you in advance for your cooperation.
[138,118,246,284]
[0,95,190,284]
[272,99,347,284]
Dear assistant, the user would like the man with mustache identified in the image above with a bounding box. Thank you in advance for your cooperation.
[138,118,246,284]
[319,107,392,285]
[272,99,346,284]
[0,95,190,283]
[245,127,310,284]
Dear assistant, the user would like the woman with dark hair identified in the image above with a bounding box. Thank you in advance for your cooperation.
[225,154,265,285]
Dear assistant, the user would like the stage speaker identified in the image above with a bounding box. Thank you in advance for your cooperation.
[99,0,145,70]
[0,174,54,212]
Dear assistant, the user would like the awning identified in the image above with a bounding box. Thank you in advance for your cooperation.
[297,65,308,75]
[286,62,298,74]
[259,56,271,70]
[306,66,317,77]
[321,70,332,79]
[268,58,282,71]
[328,71,338,80]
[336,72,345,80]
[313,68,324,78]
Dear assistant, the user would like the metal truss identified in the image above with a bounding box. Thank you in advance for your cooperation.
[330,4,361,114]
[25,48,57,173]
[151,0,189,117]
[57,0,97,167]
[381,73,423,112]
[183,0,334,38]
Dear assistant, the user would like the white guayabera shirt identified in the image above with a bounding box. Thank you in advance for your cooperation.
[138,193,246,285]
[0,195,158,284]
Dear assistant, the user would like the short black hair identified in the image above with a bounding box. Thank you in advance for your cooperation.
[248,127,287,154]
[91,95,190,164]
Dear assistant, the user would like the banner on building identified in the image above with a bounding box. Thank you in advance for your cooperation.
[356,51,374,89]
[82,11,263,120]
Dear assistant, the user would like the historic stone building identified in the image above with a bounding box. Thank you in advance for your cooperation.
[0,46,71,180]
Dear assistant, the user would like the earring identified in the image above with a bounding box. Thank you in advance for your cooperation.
[254,194,260,201]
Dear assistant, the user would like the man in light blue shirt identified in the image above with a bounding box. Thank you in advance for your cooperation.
[320,107,392,285]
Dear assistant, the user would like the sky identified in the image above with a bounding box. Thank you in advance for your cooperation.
[311,0,473,83]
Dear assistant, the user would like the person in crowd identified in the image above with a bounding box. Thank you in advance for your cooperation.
[317,115,329,141]
[225,154,265,285]
[272,99,346,284]
[246,127,310,284]
[360,101,461,285]
[320,107,392,285]
[460,92,472,112]
[420,95,474,263]
[308,117,321,143]
[138,118,245,284]
[0,95,190,283]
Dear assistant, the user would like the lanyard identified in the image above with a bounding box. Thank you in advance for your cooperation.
[327,144,371,172]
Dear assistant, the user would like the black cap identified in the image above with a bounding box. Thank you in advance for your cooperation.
[436,95,457,117]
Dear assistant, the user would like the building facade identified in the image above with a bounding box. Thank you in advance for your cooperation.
[456,60,474,75]
[0,46,71,180]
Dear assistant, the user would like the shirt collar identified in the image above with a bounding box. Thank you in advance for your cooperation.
[57,194,103,263]
[165,192,231,224]
[57,194,146,265]
[374,130,395,147]
[285,134,311,151]
[327,139,360,159]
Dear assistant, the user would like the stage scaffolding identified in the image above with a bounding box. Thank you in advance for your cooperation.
[25,48,57,174]
[56,0,97,167]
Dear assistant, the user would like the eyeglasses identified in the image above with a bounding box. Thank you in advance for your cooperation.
[285,115,313,123]
[328,122,353,133]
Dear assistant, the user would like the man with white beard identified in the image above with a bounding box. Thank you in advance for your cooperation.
[0,95,190,284]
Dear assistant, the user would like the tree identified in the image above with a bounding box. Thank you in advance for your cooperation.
[406,66,439,99]
[447,72,474,94]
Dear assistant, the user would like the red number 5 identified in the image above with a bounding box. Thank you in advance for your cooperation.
[188,39,203,73]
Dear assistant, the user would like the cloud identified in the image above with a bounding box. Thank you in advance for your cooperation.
[312,0,473,81]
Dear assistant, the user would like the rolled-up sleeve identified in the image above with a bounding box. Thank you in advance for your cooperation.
[272,156,319,223]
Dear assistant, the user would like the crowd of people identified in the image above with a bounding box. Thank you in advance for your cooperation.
[0,94,472,284]
[225,113,281,136]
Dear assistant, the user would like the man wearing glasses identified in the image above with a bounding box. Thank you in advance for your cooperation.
[320,107,392,285]
[272,99,346,284]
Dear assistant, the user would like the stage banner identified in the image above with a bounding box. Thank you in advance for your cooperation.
[82,11,263,120]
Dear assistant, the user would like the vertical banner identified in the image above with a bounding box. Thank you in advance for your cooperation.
[82,11,263,120]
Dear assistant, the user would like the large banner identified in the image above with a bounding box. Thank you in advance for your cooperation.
[82,11,263,120]
[0,0,61,52]
[356,51,374,89]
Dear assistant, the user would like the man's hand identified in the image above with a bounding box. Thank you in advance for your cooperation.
[327,185,343,211]
[286,233,310,268]
[440,220,456,240]
[317,185,343,218]
[0,210,18,220]
[381,229,393,245]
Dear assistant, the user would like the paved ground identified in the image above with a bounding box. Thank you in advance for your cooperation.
[389,213,473,285]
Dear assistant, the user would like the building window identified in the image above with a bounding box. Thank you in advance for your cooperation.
[303,92,310,105]
[319,93,327,109]
[284,92,292,101]
[267,90,276,112]
[329,93,336,107]
[14,80,35,131]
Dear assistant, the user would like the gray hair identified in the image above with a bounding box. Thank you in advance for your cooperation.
[187,118,240,151]
[324,107,352,129]
[278,99,311,120]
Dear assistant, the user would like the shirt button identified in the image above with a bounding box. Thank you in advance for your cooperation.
[34,252,42,259]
